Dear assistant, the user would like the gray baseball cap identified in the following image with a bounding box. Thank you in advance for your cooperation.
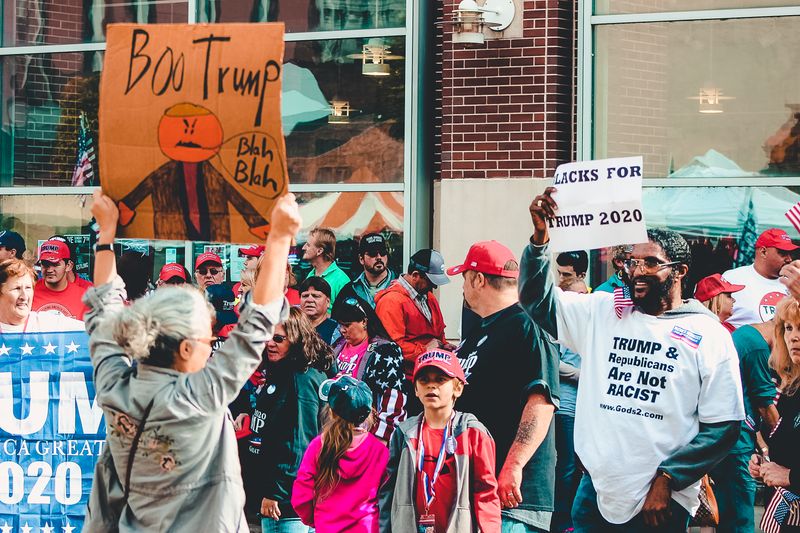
[408,248,450,286]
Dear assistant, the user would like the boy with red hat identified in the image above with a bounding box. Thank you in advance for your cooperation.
[32,239,90,319]
[379,349,501,533]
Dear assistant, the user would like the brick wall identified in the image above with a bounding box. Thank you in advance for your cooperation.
[434,0,576,181]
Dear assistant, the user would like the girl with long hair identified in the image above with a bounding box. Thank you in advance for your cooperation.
[292,375,389,533]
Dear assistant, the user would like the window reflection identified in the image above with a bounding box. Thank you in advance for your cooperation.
[594,17,800,178]
[1,0,188,46]
[588,186,800,291]
[198,0,406,32]
[1,36,404,186]
[595,1,798,15]
[0,191,404,283]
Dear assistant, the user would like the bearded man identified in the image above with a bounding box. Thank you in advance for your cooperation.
[517,187,744,532]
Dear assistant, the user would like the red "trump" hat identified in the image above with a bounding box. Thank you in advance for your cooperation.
[446,240,519,279]
[694,273,745,303]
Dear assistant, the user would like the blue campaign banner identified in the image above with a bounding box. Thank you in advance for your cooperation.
[0,330,104,533]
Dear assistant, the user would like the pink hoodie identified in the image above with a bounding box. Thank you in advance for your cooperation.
[292,432,389,533]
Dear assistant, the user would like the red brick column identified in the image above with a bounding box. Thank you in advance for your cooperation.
[434,0,576,180]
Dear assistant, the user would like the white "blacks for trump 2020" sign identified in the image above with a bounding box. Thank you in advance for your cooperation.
[547,156,648,253]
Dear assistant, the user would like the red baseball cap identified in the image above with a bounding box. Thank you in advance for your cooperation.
[159,263,186,282]
[413,349,467,384]
[38,240,71,263]
[195,252,222,269]
[756,228,799,251]
[238,245,265,258]
[446,240,519,279]
[694,273,745,303]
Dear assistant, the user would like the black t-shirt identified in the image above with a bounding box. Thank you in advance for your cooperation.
[456,303,560,510]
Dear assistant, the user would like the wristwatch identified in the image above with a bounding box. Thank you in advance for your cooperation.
[95,243,114,253]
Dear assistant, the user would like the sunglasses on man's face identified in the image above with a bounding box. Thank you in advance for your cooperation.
[196,267,221,276]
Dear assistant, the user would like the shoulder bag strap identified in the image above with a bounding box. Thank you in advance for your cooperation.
[123,398,156,502]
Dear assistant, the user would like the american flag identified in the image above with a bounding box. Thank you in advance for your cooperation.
[613,285,633,319]
[786,201,800,234]
[71,112,95,188]
[761,487,800,533]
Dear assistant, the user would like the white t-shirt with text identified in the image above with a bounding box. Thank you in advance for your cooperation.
[0,311,85,334]
[554,290,744,524]
[722,264,787,328]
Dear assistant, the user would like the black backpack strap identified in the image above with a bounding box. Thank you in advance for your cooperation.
[123,398,156,501]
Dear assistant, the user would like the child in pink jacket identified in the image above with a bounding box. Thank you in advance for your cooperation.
[292,375,390,533]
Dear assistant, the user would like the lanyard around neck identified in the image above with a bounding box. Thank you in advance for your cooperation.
[417,413,454,512]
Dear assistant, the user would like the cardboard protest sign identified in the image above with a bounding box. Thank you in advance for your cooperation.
[547,156,648,253]
[99,23,288,243]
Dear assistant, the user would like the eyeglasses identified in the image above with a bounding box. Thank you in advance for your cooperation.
[272,334,287,343]
[623,258,681,275]
[190,336,218,346]
[196,267,221,276]
[364,250,388,258]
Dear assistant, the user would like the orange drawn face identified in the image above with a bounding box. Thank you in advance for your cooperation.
[158,103,223,163]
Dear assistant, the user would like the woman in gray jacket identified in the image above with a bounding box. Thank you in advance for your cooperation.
[83,191,301,533]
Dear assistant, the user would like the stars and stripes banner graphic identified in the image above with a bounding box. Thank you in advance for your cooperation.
[0,331,104,533]
[613,285,633,319]
[71,112,95,188]
[761,487,800,533]
[786,201,800,234]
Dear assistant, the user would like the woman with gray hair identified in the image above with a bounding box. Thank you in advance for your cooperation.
[83,190,302,532]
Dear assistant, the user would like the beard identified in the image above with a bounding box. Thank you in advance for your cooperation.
[626,273,675,314]
[365,262,386,276]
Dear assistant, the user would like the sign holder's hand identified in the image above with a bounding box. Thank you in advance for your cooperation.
[641,474,672,527]
[91,191,120,240]
[780,261,800,300]
[267,193,302,243]
[529,186,558,245]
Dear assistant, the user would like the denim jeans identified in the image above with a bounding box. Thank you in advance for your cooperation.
[553,413,578,533]
[709,451,756,533]
[571,473,690,533]
[260,517,309,533]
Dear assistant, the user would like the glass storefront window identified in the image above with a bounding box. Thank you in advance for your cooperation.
[0,0,189,47]
[1,36,404,187]
[197,0,406,32]
[595,1,798,15]
[593,17,800,178]
[284,37,405,183]
[587,185,800,289]
[0,52,100,187]
[0,191,404,283]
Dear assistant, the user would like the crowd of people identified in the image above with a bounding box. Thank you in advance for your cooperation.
[1,187,800,533]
